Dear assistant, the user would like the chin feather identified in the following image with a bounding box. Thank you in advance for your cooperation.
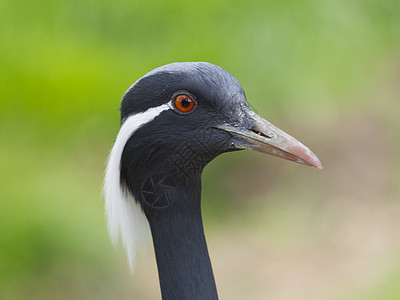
[104,103,170,271]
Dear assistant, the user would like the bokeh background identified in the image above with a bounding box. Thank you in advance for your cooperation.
[1,0,400,299]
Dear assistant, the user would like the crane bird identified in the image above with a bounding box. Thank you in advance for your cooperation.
[104,62,322,300]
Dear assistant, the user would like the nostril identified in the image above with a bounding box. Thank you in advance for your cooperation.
[251,128,271,139]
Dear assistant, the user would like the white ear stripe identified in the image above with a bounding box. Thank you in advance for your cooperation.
[104,103,170,271]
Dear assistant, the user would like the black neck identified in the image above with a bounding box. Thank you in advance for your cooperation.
[143,178,218,300]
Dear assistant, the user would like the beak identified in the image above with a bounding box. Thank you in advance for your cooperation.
[215,109,323,169]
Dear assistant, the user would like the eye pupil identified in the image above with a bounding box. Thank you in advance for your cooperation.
[181,98,190,108]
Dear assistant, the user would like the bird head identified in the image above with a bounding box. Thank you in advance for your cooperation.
[104,62,322,269]
[119,62,321,198]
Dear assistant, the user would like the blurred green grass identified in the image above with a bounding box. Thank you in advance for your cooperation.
[1,0,400,299]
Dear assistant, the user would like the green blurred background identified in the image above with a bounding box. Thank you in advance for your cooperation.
[1,0,400,299]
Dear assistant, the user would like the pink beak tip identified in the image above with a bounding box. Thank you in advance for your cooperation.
[314,162,323,170]
[309,153,323,170]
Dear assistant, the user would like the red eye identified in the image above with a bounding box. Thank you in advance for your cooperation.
[174,94,196,113]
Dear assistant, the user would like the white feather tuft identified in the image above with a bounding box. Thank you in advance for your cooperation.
[104,103,170,272]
